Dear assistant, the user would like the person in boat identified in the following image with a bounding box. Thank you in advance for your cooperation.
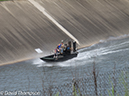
[63,42,71,54]
[57,40,65,54]
[65,44,71,54]
[54,46,60,58]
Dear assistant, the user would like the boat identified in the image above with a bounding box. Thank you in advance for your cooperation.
[40,52,78,62]
[40,41,78,62]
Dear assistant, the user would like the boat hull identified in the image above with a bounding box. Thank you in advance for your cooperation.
[40,52,78,62]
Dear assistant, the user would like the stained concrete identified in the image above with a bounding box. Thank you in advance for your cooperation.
[0,0,129,65]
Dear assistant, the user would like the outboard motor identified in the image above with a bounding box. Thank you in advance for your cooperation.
[73,41,77,52]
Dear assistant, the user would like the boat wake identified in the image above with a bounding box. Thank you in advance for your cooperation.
[32,35,129,68]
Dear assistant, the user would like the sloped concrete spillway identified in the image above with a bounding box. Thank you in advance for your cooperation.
[0,0,129,65]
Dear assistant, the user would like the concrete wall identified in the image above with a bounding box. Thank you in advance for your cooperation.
[0,0,129,65]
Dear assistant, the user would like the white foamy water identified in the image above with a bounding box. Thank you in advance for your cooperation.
[32,34,129,68]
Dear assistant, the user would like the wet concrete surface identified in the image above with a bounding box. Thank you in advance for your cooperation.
[0,0,129,65]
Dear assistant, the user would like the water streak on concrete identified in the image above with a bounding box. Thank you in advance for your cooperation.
[28,0,80,45]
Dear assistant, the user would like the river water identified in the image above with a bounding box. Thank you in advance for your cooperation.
[0,35,129,94]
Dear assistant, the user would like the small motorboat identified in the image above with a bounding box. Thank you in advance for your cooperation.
[40,52,78,62]
[40,41,78,62]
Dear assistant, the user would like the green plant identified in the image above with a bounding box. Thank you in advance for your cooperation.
[0,0,9,1]
[119,71,129,96]
[72,82,84,96]
[108,82,115,96]
[108,71,129,96]
[54,92,59,96]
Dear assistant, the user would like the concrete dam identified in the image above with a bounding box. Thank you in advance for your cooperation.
[0,0,129,65]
